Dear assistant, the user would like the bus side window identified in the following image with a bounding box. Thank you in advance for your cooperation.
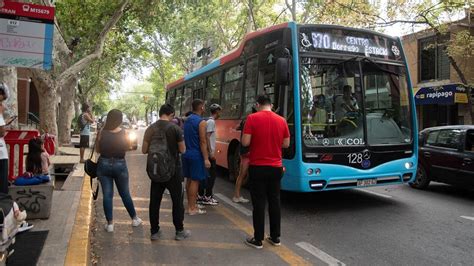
[168,89,176,107]
[221,64,243,119]
[193,79,205,100]
[205,72,221,116]
[181,84,193,115]
[244,56,258,116]
[174,87,184,117]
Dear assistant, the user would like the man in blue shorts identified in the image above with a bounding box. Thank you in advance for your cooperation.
[182,99,210,215]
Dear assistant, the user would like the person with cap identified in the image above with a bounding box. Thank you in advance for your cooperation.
[198,103,222,206]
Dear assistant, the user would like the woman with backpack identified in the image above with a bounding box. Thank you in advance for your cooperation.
[96,109,142,232]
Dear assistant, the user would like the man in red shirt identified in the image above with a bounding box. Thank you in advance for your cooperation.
[241,94,290,249]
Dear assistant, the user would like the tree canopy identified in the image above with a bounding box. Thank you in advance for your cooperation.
[48,0,472,124]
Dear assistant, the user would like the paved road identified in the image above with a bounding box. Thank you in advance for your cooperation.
[92,128,474,265]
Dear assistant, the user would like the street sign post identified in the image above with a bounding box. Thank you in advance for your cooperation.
[0,0,55,70]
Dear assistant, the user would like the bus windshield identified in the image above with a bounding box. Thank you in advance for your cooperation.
[300,57,412,147]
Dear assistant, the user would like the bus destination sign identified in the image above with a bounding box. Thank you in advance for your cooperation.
[299,27,402,61]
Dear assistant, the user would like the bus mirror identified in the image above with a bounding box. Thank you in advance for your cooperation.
[275,58,291,86]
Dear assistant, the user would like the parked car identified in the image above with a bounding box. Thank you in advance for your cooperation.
[411,125,474,189]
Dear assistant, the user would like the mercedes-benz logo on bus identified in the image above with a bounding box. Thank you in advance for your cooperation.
[362,149,371,160]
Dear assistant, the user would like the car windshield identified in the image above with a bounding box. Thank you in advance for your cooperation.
[300,57,412,147]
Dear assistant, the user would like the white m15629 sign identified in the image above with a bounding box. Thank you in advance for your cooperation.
[0,0,55,70]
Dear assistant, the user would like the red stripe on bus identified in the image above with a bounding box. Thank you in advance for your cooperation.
[220,23,288,65]
[166,77,185,90]
[166,22,289,90]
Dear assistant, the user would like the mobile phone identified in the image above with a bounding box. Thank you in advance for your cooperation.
[6,115,17,125]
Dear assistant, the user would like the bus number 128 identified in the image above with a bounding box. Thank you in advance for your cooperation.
[347,153,363,164]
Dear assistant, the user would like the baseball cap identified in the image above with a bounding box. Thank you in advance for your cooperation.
[209,103,222,112]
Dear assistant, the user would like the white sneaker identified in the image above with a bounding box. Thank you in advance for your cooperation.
[132,217,143,227]
[18,221,34,232]
[105,224,114,232]
[232,196,249,203]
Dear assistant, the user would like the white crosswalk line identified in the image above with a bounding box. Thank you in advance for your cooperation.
[460,216,474,221]
[296,242,345,266]
[214,193,252,216]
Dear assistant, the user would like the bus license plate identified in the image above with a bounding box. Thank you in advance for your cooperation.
[357,179,377,186]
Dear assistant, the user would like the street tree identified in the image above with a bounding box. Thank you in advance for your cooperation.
[29,0,130,145]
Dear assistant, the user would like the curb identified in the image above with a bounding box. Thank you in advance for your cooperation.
[64,171,92,265]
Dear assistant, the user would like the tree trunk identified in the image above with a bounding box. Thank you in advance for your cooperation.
[286,0,297,21]
[0,67,18,128]
[57,78,77,145]
[36,82,58,138]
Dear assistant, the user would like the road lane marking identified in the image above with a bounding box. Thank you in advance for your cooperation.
[296,242,346,266]
[460,216,474,221]
[215,205,310,265]
[113,220,234,230]
[214,193,252,216]
[109,236,247,250]
[116,207,171,212]
[355,188,392,199]
[114,197,169,202]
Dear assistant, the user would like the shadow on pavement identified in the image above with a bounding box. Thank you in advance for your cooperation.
[420,182,474,201]
[280,189,399,215]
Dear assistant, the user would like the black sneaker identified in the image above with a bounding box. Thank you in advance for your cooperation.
[175,229,191,241]
[245,237,263,249]
[266,236,281,246]
[150,230,162,241]
[197,196,204,204]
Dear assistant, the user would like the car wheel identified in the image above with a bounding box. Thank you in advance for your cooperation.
[410,164,430,189]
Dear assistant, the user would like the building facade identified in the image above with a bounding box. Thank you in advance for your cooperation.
[402,12,473,130]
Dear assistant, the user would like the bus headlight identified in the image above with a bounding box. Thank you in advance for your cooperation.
[314,168,321,175]
[404,162,413,169]
[307,168,314,175]
[128,131,137,142]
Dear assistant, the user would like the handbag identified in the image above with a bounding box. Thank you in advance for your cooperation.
[84,135,99,200]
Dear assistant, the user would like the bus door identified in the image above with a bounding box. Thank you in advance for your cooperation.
[258,49,277,108]
[243,56,258,117]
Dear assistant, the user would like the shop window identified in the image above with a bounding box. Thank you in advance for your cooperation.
[419,35,450,82]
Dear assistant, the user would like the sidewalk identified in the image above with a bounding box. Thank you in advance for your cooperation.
[25,147,93,266]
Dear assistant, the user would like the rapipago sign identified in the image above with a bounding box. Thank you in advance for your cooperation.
[414,84,469,105]
[0,0,54,70]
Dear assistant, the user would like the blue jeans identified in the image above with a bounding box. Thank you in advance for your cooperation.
[97,157,136,222]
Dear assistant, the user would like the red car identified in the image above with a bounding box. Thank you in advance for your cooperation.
[411,125,474,189]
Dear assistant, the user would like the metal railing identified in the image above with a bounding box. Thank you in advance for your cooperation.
[27,112,40,129]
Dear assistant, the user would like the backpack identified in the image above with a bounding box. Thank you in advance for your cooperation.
[77,113,86,132]
[146,122,175,183]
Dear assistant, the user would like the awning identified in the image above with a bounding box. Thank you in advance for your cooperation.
[414,84,469,105]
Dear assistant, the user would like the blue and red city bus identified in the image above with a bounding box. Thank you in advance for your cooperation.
[165,22,418,192]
